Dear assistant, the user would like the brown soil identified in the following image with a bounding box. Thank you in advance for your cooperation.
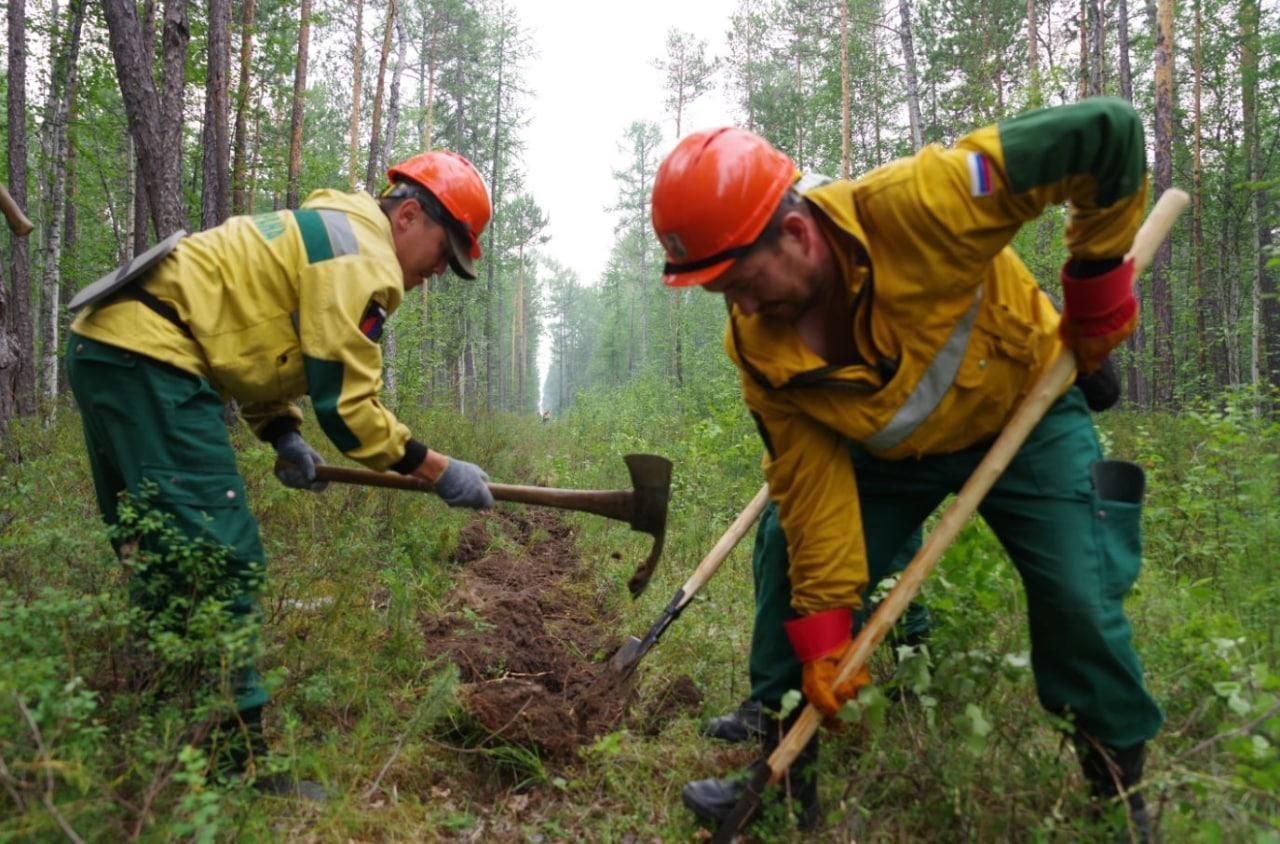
[423,509,688,757]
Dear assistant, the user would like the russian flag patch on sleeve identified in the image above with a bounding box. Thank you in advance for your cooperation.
[968,152,994,197]
[359,299,387,341]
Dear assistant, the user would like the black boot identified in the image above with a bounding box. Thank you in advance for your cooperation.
[1076,738,1155,843]
[700,699,766,744]
[683,714,820,832]
[214,706,327,802]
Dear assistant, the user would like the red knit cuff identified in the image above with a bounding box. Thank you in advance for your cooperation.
[1061,258,1137,336]
[784,608,853,662]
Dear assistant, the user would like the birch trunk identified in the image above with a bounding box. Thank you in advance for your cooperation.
[840,0,850,179]
[39,0,86,410]
[348,0,365,191]
[898,0,924,151]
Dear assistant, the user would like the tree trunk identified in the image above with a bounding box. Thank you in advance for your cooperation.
[132,0,155,253]
[102,0,183,240]
[1191,0,1207,392]
[1089,0,1105,95]
[899,0,924,151]
[1079,0,1089,100]
[39,0,86,409]
[285,0,310,208]
[363,0,396,192]
[201,0,231,229]
[248,85,264,213]
[1150,0,1176,406]
[124,133,136,261]
[348,0,365,191]
[513,246,525,410]
[380,11,407,171]
[485,18,507,414]
[1026,0,1040,107]
[4,0,35,420]
[230,0,255,214]
[1117,0,1133,102]
[1240,0,1277,404]
[840,0,850,179]
[418,8,441,150]
[159,0,190,231]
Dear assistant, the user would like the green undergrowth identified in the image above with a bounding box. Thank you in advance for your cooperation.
[1,381,1278,841]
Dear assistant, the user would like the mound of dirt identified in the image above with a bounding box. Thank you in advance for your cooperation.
[451,521,492,565]
[423,509,663,757]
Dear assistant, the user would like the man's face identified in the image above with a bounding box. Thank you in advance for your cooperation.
[390,199,452,289]
[701,213,821,322]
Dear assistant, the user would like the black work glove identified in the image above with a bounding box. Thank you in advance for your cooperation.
[272,430,329,492]
[1076,355,1121,412]
[434,458,494,509]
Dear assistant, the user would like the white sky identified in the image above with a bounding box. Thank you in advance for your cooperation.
[514,0,742,288]
[512,0,742,406]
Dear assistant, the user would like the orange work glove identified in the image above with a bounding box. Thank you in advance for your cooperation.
[784,608,872,718]
[1059,257,1138,374]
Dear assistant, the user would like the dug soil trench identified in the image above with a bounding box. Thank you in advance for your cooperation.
[420,508,703,757]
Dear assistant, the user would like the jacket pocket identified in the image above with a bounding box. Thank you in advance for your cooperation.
[954,302,1038,390]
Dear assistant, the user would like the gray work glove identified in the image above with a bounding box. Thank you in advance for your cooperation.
[272,430,329,492]
[434,458,494,509]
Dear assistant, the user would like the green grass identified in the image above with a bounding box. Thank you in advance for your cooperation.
[1,383,1278,841]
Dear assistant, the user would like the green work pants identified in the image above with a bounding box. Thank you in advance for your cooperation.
[66,333,269,712]
[749,387,1163,750]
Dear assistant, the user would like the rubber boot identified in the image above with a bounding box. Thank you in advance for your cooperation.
[700,699,766,744]
[1076,738,1155,843]
[215,706,327,802]
[683,713,820,832]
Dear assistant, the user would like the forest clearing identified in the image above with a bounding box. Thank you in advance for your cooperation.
[2,0,1279,840]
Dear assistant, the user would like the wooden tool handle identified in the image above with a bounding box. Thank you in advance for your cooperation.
[310,463,635,523]
[1128,188,1188,274]
[764,188,1190,784]
[676,483,770,609]
[0,182,33,237]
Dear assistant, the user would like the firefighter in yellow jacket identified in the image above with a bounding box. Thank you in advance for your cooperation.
[66,151,494,796]
[652,98,1162,837]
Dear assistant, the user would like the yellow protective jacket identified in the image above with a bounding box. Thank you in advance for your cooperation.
[726,97,1149,616]
[71,190,419,472]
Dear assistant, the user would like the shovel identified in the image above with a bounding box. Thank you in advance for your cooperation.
[609,483,771,678]
[309,452,672,598]
[711,188,1190,843]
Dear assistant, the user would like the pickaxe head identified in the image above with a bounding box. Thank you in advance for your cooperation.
[622,453,672,599]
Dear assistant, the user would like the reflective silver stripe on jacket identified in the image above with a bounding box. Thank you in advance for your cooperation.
[317,209,359,257]
[863,290,983,453]
[796,172,833,194]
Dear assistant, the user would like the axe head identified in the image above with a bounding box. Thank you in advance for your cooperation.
[623,453,672,599]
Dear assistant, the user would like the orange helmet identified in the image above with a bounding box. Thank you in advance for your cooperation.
[652,128,796,287]
[386,151,491,279]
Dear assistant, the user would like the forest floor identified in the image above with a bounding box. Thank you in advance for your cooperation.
[2,401,1278,842]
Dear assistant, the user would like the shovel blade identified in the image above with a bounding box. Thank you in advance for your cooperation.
[608,636,646,676]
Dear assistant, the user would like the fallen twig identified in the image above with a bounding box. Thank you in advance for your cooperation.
[1172,702,1280,763]
[362,731,410,800]
[15,696,85,844]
